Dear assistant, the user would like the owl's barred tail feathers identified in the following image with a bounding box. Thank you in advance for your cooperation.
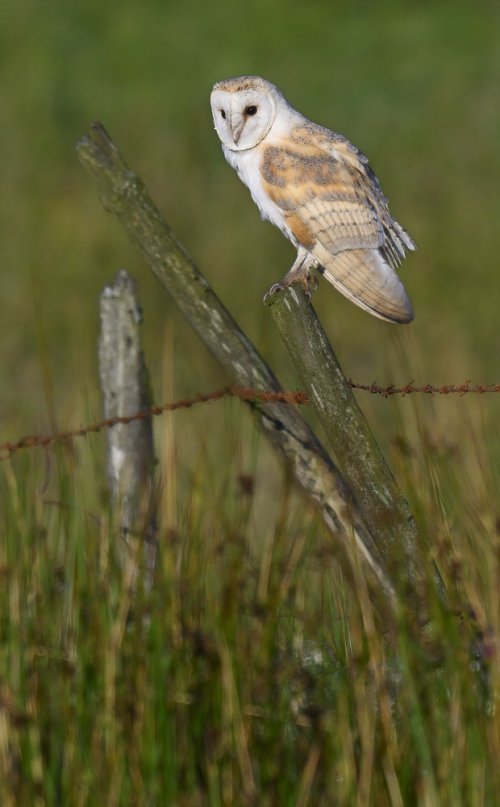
[315,244,414,324]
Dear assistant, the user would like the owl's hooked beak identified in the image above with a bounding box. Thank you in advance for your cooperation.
[229,113,245,145]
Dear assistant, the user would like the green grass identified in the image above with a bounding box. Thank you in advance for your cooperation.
[1,387,500,804]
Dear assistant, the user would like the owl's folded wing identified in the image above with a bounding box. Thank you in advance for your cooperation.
[261,134,415,323]
[313,243,414,323]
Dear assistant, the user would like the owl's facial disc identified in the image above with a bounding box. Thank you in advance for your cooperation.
[211,86,276,151]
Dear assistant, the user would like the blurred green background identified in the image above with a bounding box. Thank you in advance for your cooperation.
[2,0,500,447]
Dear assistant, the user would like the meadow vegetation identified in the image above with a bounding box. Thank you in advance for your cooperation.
[2,1,500,803]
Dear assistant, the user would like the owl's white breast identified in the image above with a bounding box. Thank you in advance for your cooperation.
[222,144,294,243]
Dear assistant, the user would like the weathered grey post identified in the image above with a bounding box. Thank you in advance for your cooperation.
[99,269,157,588]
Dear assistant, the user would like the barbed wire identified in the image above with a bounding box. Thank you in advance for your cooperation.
[2,381,499,461]
[347,379,500,396]
[0,388,306,461]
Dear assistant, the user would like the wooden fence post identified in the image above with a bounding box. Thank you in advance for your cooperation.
[99,269,157,589]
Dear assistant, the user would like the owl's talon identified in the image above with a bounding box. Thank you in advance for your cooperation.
[263,282,286,303]
[263,270,318,303]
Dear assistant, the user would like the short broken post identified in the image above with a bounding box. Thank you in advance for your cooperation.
[99,269,157,589]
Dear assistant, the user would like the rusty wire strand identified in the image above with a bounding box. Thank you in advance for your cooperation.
[2,381,499,460]
[347,379,500,397]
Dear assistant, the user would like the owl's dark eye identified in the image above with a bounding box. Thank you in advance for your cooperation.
[245,105,257,116]
[220,109,226,119]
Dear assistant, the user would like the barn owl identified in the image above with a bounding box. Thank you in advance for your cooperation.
[210,76,415,323]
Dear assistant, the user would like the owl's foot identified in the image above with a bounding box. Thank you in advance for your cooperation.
[286,265,319,297]
[263,281,286,302]
[263,282,287,304]
[264,249,319,302]
[263,270,318,303]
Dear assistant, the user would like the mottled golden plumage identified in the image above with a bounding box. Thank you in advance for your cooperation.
[211,76,415,323]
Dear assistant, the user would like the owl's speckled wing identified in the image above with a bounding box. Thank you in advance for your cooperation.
[260,122,415,323]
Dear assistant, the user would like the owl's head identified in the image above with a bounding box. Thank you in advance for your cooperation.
[211,76,285,151]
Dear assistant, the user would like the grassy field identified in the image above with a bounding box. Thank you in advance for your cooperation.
[2,1,500,803]
[2,394,500,804]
